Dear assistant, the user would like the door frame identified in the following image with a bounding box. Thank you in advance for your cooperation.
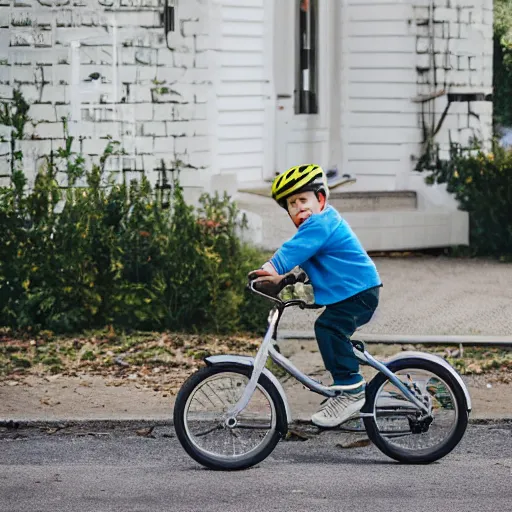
[267,0,333,180]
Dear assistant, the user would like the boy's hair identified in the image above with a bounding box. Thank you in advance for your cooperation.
[271,164,329,209]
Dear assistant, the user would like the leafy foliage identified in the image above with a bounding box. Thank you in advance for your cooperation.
[493,0,512,128]
[416,140,512,259]
[0,113,270,334]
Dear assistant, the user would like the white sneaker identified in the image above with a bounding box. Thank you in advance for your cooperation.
[311,391,365,428]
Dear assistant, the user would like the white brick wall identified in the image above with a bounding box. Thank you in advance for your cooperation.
[0,0,214,193]
[344,0,493,190]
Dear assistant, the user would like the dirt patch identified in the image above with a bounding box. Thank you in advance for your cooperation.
[1,332,512,421]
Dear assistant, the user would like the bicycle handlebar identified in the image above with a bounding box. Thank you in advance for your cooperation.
[247,273,322,310]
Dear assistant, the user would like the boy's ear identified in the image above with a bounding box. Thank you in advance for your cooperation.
[318,191,326,210]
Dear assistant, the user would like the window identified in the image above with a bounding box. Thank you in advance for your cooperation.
[295,0,318,114]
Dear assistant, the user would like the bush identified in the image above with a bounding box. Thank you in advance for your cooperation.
[417,141,512,259]
[0,121,271,334]
[493,0,512,128]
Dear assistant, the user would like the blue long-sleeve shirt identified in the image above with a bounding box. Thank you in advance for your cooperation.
[270,205,382,305]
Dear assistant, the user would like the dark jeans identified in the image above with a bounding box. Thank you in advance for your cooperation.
[314,286,380,387]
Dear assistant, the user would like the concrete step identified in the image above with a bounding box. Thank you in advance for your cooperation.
[238,186,417,212]
[235,192,468,252]
[330,190,417,212]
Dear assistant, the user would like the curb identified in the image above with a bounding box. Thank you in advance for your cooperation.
[278,331,512,346]
[2,416,512,431]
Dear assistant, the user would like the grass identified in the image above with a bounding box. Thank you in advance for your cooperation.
[0,327,261,393]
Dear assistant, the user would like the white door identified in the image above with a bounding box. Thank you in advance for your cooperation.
[270,0,334,180]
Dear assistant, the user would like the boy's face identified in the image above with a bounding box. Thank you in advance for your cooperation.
[286,190,325,227]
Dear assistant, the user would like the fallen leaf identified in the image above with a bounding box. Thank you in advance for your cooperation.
[136,426,155,437]
[336,438,371,449]
[467,363,483,374]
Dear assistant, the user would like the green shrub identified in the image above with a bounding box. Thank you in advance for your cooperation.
[0,105,271,334]
[494,0,512,128]
[417,141,512,259]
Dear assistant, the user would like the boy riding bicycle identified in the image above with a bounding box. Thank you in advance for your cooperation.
[250,164,382,428]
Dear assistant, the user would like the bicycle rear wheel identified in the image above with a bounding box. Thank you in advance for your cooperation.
[173,364,287,470]
[363,358,468,464]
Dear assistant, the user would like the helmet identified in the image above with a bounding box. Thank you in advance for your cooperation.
[271,164,329,209]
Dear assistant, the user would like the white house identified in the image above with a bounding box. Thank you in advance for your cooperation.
[0,0,494,250]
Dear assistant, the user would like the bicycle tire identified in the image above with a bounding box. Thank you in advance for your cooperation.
[363,357,469,464]
[173,364,288,470]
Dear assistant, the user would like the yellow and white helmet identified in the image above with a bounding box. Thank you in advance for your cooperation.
[271,164,329,209]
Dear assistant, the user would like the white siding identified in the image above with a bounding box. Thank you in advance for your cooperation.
[216,0,269,183]
[344,2,417,187]
[343,0,494,191]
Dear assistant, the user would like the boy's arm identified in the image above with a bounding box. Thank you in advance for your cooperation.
[269,216,332,275]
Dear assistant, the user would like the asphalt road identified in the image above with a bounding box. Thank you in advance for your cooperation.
[1,423,511,512]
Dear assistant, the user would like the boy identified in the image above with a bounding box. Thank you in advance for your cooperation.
[250,164,382,428]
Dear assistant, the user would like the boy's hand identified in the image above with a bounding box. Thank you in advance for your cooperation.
[247,269,285,297]
[247,268,272,281]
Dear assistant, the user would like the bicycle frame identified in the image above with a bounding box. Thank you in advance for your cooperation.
[226,284,431,422]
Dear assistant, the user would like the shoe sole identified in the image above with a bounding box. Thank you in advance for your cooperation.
[311,400,365,429]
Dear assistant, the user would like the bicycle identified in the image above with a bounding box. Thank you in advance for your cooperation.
[173,273,471,470]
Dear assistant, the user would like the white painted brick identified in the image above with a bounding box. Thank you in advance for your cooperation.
[157,49,175,67]
[182,20,206,37]
[40,85,68,104]
[35,122,65,139]
[10,10,35,27]
[93,122,118,138]
[459,8,471,25]
[182,68,208,83]
[0,142,11,156]
[188,151,210,169]
[469,73,483,87]
[143,121,166,136]
[120,47,136,65]
[165,84,194,104]
[155,67,187,83]
[134,103,154,121]
[434,7,458,22]
[165,121,188,136]
[188,120,209,136]
[81,138,105,155]
[134,136,153,154]
[153,136,174,153]
[73,121,96,137]
[80,65,114,84]
[18,84,40,103]
[134,47,159,66]
[172,104,193,121]
[29,104,56,122]
[114,11,160,27]
[175,136,208,154]
[483,8,493,26]
[11,66,35,84]
[416,36,430,54]
[152,104,174,121]
[119,0,161,8]
[178,0,207,20]
[173,52,195,68]
[142,154,159,172]
[416,53,431,70]
[117,28,164,48]
[134,66,157,84]
[194,51,208,69]
[195,35,210,52]
[126,85,152,103]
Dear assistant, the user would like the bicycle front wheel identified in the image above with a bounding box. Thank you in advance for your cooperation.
[173,364,287,470]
